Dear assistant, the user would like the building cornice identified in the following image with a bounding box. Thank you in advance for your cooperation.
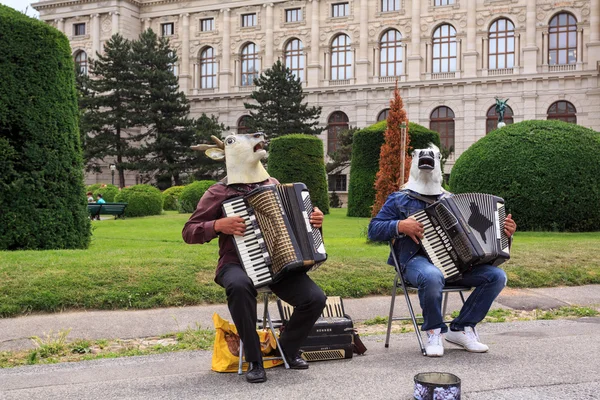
[33,0,141,11]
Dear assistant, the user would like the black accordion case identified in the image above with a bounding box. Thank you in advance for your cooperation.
[278,296,355,362]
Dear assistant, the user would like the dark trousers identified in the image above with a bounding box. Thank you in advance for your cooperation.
[216,263,327,363]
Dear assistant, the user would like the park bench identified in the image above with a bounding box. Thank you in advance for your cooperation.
[87,202,128,219]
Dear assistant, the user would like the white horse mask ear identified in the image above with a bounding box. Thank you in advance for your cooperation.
[404,144,444,195]
[205,148,225,161]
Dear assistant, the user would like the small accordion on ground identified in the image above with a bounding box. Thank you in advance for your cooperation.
[409,193,511,281]
[222,182,326,288]
[278,296,357,362]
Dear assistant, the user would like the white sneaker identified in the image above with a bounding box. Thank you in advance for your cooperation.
[425,328,444,357]
[445,326,489,353]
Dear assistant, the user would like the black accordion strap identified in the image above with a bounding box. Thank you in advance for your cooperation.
[402,190,441,205]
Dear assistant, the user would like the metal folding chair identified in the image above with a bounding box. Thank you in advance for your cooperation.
[238,290,289,374]
[385,241,471,356]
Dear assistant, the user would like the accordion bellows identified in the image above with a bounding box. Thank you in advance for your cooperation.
[410,193,511,281]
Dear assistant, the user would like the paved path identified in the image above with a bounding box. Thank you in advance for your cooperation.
[1,285,599,352]
[1,318,599,399]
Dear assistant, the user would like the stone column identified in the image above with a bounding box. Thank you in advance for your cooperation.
[542,31,548,66]
[178,13,191,93]
[356,0,370,84]
[220,8,232,93]
[407,0,422,81]
[482,37,488,70]
[523,0,538,74]
[110,11,119,35]
[591,0,600,42]
[577,28,583,67]
[194,63,200,94]
[92,14,100,57]
[55,18,64,33]
[307,0,321,87]
[515,34,520,68]
[142,18,152,32]
[462,0,478,77]
[264,4,274,69]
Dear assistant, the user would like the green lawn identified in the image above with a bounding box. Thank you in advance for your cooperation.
[1,209,599,317]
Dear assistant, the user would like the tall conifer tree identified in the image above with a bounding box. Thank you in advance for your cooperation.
[372,85,411,217]
[78,34,139,188]
[129,29,194,186]
[244,60,322,138]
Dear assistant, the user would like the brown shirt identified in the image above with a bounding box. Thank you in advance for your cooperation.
[181,178,280,277]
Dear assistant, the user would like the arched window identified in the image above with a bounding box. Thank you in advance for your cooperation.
[380,29,403,77]
[486,105,514,134]
[331,34,352,80]
[432,24,457,73]
[200,47,216,89]
[488,18,515,70]
[377,109,390,122]
[327,111,349,154]
[547,101,577,123]
[285,38,305,82]
[241,43,260,86]
[237,116,252,134]
[549,13,577,65]
[430,106,455,149]
[74,51,88,75]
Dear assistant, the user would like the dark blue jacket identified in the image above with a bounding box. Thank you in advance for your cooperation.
[368,189,448,268]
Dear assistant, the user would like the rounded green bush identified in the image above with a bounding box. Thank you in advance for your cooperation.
[449,120,600,231]
[178,180,216,213]
[93,184,119,202]
[267,134,329,214]
[114,184,163,217]
[0,5,90,250]
[163,185,185,211]
[347,121,440,217]
[86,183,103,193]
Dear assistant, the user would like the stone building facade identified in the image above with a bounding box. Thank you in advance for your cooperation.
[35,0,600,204]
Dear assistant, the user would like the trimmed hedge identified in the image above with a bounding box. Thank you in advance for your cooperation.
[114,184,163,217]
[86,183,103,193]
[0,5,91,250]
[347,121,440,217]
[267,134,330,214]
[163,185,185,211]
[179,180,216,213]
[449,120,600,231]
[93,184,119,202]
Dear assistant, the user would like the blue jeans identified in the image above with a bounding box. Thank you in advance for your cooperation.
[403,255,507,333]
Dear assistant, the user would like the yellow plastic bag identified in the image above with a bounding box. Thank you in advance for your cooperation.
[211,313,284,372]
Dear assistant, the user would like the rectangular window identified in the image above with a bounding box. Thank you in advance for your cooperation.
[382,0,400,12]
[328,174,347,192]
[161,23,174,36]
[73,23,86,36]
[332,2,349,17]
[434,0,455,5]
[200,18,214,32]
[242,13,257,27]
[286,8,303,22]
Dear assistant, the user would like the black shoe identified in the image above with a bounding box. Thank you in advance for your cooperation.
[246,361,267,383]
[286,352,309,369]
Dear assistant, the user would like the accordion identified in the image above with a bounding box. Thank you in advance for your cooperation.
[222,183,326,288]
[409,193,511,281]
[278,296,354,362]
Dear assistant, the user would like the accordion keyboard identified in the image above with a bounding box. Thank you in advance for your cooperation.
[222,198,272,287]
[411,210,460,279]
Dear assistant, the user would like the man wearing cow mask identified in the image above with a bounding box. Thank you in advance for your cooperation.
[183,132,326,383]
[368,145,516,357]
